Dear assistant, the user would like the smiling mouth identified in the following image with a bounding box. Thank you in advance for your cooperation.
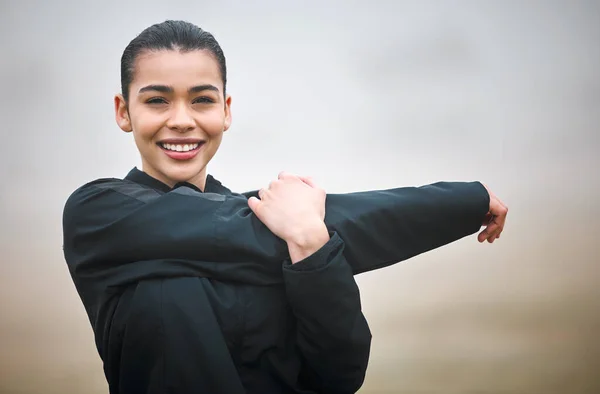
[158,142,203,152]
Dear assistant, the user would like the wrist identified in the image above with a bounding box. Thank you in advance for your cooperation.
[286,221,330,264]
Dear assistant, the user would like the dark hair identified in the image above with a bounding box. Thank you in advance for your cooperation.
[120,20,227,102]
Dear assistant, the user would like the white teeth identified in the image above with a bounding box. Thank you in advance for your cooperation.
[161,143,200,152]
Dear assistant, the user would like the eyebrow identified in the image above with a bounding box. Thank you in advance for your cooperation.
[138,84,220,94]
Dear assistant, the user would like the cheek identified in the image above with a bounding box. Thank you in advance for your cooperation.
[132,113,163,140]
[200,110,227,136]
[204,134,223,159]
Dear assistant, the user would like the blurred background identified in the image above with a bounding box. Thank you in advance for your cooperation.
[0,0,598,393]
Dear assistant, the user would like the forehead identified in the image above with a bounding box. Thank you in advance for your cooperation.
[132,49,222,91]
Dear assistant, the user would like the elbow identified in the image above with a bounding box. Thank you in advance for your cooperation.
[347,331,372,393]
[335,314,373,393]
[320,326,373,394]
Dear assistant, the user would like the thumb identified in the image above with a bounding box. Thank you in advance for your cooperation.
[482,212,494,225]
[247,196,262,217]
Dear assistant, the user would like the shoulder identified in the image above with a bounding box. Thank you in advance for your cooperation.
[63,177,157,219]
[67,177,162,204]
[65,177,128,205]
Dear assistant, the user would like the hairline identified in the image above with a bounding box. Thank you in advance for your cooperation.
[124,47,227,103]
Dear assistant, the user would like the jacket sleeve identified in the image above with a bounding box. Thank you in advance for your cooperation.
[243,181,490,274]
[324,181,489,274]
[282,232,371,394]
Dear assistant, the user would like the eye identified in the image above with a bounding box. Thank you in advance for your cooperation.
[192,96,215,104]
[146,97,168,105]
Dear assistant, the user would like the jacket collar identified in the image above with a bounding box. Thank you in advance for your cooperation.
[125,167,232,195]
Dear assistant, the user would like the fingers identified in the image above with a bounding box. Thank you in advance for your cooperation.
[489,200,508,240]
[478,218,502,243]
[247,196,261,217]
[277,171,318,188]
[278,171,294,180]
[479,184,508,244]
[298,175,317,188]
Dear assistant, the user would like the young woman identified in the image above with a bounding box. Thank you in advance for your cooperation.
[63,20,507,394]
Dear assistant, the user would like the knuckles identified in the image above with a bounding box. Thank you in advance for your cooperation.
[269,172,326,196]
[278,171,294,180]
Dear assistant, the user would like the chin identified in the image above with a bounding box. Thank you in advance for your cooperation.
[164,165,205,184]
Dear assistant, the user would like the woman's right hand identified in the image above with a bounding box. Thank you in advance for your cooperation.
[248,172,330,263]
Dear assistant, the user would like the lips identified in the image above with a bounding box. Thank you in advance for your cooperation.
[157,139,204,161]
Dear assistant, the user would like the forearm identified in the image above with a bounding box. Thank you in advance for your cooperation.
[283,232,371,393]
[323,181,490,274]
[285,221,331,264]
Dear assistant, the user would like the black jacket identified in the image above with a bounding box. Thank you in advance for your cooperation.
[62,168,489,394]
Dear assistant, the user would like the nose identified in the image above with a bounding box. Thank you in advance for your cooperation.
[166,102,195,133]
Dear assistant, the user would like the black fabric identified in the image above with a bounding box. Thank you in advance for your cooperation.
[62,168,489,393]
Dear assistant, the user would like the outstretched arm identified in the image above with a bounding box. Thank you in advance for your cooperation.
[244,178,502,275]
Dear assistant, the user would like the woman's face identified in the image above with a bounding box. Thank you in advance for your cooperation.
[114,49,231,190]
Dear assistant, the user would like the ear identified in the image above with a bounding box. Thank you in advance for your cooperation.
[114,94,132,132]
[223,94,232,132]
